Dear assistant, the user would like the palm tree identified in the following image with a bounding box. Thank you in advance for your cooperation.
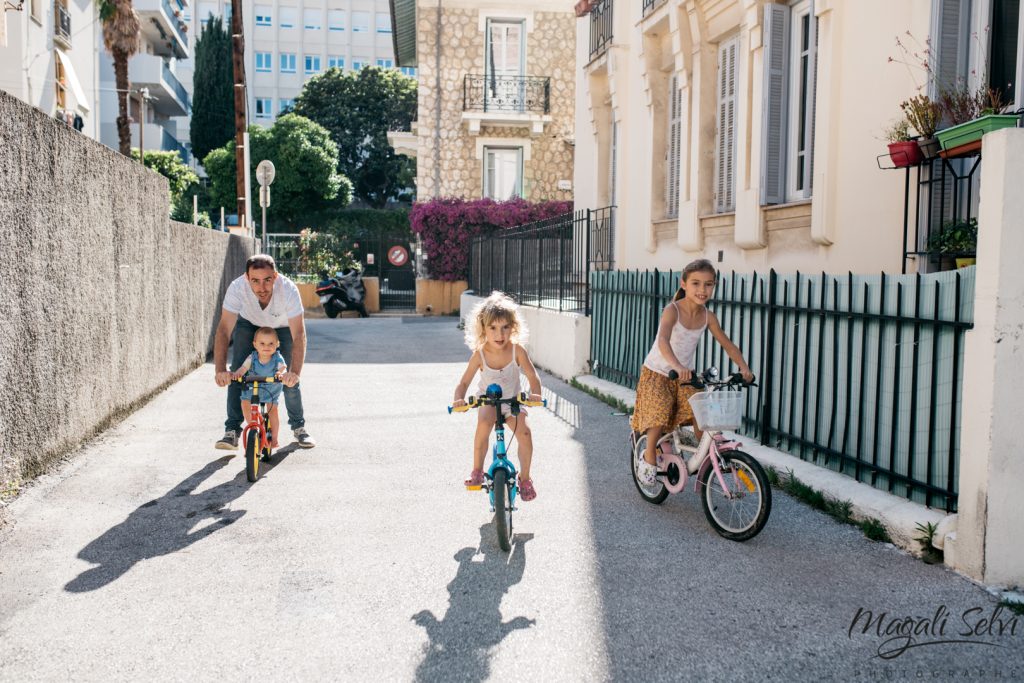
[99,0,140,156]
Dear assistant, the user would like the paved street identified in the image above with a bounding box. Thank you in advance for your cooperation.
[1,318,1022,681]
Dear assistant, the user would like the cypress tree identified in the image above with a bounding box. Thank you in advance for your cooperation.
[190,15,234,164]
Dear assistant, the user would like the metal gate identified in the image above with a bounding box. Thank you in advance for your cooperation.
[351,229,417,311]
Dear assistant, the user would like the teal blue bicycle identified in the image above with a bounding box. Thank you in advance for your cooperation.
[449,383,546,551]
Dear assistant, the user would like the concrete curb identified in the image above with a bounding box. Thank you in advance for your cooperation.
[572,374,953,561]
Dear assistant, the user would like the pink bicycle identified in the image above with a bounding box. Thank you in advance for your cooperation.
[629,367,771,541]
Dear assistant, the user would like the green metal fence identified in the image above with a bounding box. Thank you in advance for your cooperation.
[590,268,975,511]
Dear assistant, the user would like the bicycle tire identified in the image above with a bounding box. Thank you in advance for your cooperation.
[492,468,513,552]
[631,433,669,504]
[245,429,260,483]
[698,450,771,541]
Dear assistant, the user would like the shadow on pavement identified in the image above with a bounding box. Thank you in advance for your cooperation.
[64,448,294,593]
[411,526,535,683]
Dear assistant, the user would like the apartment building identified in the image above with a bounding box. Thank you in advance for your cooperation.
[192,0,402,127]
[0,0,102,140]
[574,0,1023,274]
[388,0,576,201]
[95,0,192,162]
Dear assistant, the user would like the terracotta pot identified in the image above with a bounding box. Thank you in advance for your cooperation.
[887,141,923,167]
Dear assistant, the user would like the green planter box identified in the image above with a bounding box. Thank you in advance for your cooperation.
[936,114,1020,150]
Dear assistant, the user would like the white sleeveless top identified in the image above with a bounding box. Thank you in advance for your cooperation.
[642,302,707,377]
[477,346,522,398]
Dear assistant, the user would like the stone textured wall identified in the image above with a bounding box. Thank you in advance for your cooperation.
[0,90,253,495]
[415,5,575,201]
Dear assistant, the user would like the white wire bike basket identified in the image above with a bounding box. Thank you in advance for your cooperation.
[688,390,744,431]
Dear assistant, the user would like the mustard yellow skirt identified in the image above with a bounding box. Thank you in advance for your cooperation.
[630,365,699,433]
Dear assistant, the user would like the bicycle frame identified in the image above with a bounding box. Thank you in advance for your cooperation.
[657,428,748,497]
[485,402,519,509]
[239,378,273,455]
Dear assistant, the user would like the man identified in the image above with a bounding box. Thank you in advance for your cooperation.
[213,254,316,449]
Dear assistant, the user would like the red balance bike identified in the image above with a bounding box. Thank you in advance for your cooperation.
[232,374,279,482]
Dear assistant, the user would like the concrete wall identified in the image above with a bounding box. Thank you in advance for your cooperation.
[0,90,253,495]
[461,292,591,380]
[946,129,1024,588]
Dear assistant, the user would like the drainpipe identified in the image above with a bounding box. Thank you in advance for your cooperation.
[433,0,442,195]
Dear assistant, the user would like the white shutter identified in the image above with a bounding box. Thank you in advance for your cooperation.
[715,38,738,213]
[760,4,789,205]
[665,74,682,218]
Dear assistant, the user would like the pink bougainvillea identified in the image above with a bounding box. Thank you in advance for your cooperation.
[410,197,573,281]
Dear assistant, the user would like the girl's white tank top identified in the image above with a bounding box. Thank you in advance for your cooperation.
[642,302,707,377]
[477,346,522,398]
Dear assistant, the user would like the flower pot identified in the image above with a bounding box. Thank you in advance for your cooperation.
[935,114,1020,150]
[887,141,923,167]
[955,257,976,268]
[917,136,941,160]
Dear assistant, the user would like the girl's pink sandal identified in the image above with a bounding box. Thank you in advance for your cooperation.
[518,477,537,501]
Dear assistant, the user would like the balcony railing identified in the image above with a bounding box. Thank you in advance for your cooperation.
[162,61,191,112]
[589,0,613,61]
[161,0,188,50]
[462,75,550,115]
[161,127,189,164]
[55,3,71,44]
[641,0,665,18]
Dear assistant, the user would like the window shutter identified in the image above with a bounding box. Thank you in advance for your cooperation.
[932,0,969,98]
[760,3,790,205]
[610,119,618,206]
[716,38,738,213]
[807,11,818,192]
[666,74,682,218]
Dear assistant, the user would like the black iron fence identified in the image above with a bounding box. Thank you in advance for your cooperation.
[463,75,550,114]
[590,268,975,511]
[469,206,615,315]
[589,0,613,62]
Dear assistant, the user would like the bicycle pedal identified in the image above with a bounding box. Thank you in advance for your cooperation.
[465,485,483,491]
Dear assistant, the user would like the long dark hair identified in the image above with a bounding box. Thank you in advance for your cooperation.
[672,259,717,301]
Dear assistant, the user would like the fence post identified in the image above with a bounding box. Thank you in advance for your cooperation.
[585,209,592,315]
[760,270,778,446]
[558,218,566,312]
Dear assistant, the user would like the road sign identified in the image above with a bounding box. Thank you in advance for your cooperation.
[256,159,276,187]
[259,186,270,208]
[388,245,409,267]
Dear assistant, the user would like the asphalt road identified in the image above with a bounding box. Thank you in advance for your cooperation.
[1,317,1021,681]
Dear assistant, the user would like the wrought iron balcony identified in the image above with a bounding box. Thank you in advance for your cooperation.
[463,74,550,115]
[589,0,613,61]
[641,0,665,19]
[55,2,71,46]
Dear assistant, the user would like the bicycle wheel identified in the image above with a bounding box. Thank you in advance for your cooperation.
[245,429,260,482]
[631,433,669,504]
[491,468,513,552]
[698,450,771,541]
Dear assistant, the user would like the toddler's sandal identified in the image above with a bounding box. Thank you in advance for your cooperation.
[518,477,537,502]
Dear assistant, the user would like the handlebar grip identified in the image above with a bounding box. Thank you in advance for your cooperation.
[668,370,678,380]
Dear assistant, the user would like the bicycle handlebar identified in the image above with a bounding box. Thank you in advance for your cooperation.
[448,392,547,414]
[667,369,757,389]
[231,374,281,384]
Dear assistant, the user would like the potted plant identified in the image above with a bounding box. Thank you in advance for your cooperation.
[927,217,977,269]
[935,84,1019,151]
[884,118,922,167]
[900,94,942,159]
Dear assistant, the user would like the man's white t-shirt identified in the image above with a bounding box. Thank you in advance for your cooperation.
[222,273,303,328]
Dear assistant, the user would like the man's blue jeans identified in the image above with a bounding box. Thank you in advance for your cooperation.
[225,317,305,434]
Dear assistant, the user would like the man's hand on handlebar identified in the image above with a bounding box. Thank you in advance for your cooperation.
[279,371,300,388]
[215,370,233,387]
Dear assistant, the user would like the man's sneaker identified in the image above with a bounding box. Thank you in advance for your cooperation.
[215,430,239,450]
[293,427,316,449]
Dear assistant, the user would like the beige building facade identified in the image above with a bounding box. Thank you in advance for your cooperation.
[389,0,576,201]
[574,0,1024,274]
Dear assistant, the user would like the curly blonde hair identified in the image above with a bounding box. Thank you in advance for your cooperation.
[464,291,529,350]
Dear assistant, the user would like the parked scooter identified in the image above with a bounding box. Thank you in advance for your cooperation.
[316,265,369,318]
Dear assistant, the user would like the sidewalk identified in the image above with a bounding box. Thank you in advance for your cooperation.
[572,374,952,561]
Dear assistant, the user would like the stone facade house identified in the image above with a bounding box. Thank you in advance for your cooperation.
[388,0,577,201]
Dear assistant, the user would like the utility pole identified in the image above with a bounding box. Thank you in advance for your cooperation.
[230,0,248,229]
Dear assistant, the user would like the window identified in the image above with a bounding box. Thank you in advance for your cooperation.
[222,2,231,24]
[352,59,366,70]
[30,0,42,23]
[279,7,296,29]
[352,11,369,32]
[376,13,392,33]
[483,147,523,199]
[400,66,417,77]
[303,9,321,30]
[376,59,393,68]
[328,55,345,69]
[328,9,345,31]
[760,2,817,204]
[55,53,67,108]
[280,52,296,73]
[255,5,272,26]
[665,74,682,218]
[255,98,272,118]
[485,20,525,108]
[989,0,1020,106]
[305,55,322,74]
[280,98,295,112]
[715,37,738,213]
[255,52,272,72]
[609,119,618,207]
